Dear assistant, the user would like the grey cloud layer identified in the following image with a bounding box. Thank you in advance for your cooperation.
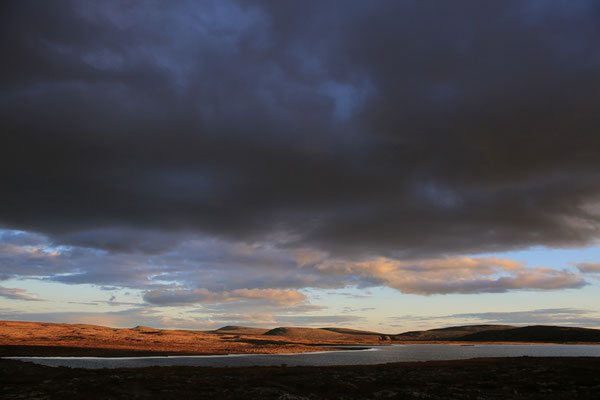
[1,0,600,260]
[0,229,589,298]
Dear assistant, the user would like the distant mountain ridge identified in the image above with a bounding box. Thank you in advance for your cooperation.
[213,326,270,335]
[322,327,386,336]
[263,326,392,342]
[392,325,515,341]
[1,320,599,357]
[457,325,600,342]
[215,324,600,343]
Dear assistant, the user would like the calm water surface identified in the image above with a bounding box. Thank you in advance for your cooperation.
[8,344,600,369]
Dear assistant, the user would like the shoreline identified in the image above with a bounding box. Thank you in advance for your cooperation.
[0,345,346,358]
[1,345,373,359]
[2,341,598,358]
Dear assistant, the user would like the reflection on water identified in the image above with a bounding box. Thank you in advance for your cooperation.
[8,344,600,369]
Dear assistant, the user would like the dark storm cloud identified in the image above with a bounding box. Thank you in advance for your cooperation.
[2,0,600,260]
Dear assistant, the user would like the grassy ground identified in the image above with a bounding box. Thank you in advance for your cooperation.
[2,357,600,399]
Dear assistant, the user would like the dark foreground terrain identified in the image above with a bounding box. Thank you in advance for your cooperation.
[2,357,600,399]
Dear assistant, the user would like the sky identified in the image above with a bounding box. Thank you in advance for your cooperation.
[1,0,600,332]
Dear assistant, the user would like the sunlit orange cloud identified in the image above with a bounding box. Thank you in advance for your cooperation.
[143,288,307,306]
[572,262,600,273]
[298,256,583,295]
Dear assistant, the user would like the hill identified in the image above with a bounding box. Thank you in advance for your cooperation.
[321,327,384,336]
[131,325,161,332]
[263,327,392,343]
[0,320,326,356]
[264,327,346,340]
[212,326,270,335]
[393,325,515,341]
[2,320,599,359]
[458,325,600,343]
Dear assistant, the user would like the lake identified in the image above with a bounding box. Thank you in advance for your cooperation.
[8,344,600,369]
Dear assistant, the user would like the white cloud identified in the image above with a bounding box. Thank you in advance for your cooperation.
[143,288,307,306]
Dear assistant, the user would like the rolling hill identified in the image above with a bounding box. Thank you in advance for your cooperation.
[2,320,598,359]
[264,327,348,340]
[212,326,270,335]
[457,325,600,343]
[393,325,515,341]
[263,327,392,342]
[321,327,385,336]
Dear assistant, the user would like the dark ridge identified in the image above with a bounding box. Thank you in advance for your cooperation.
[216,326,254,331]
[321,327,383,336]
[213,326,269,335]
[131,326,156,330]
[458,325,600,343]
[394,325,516,341]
